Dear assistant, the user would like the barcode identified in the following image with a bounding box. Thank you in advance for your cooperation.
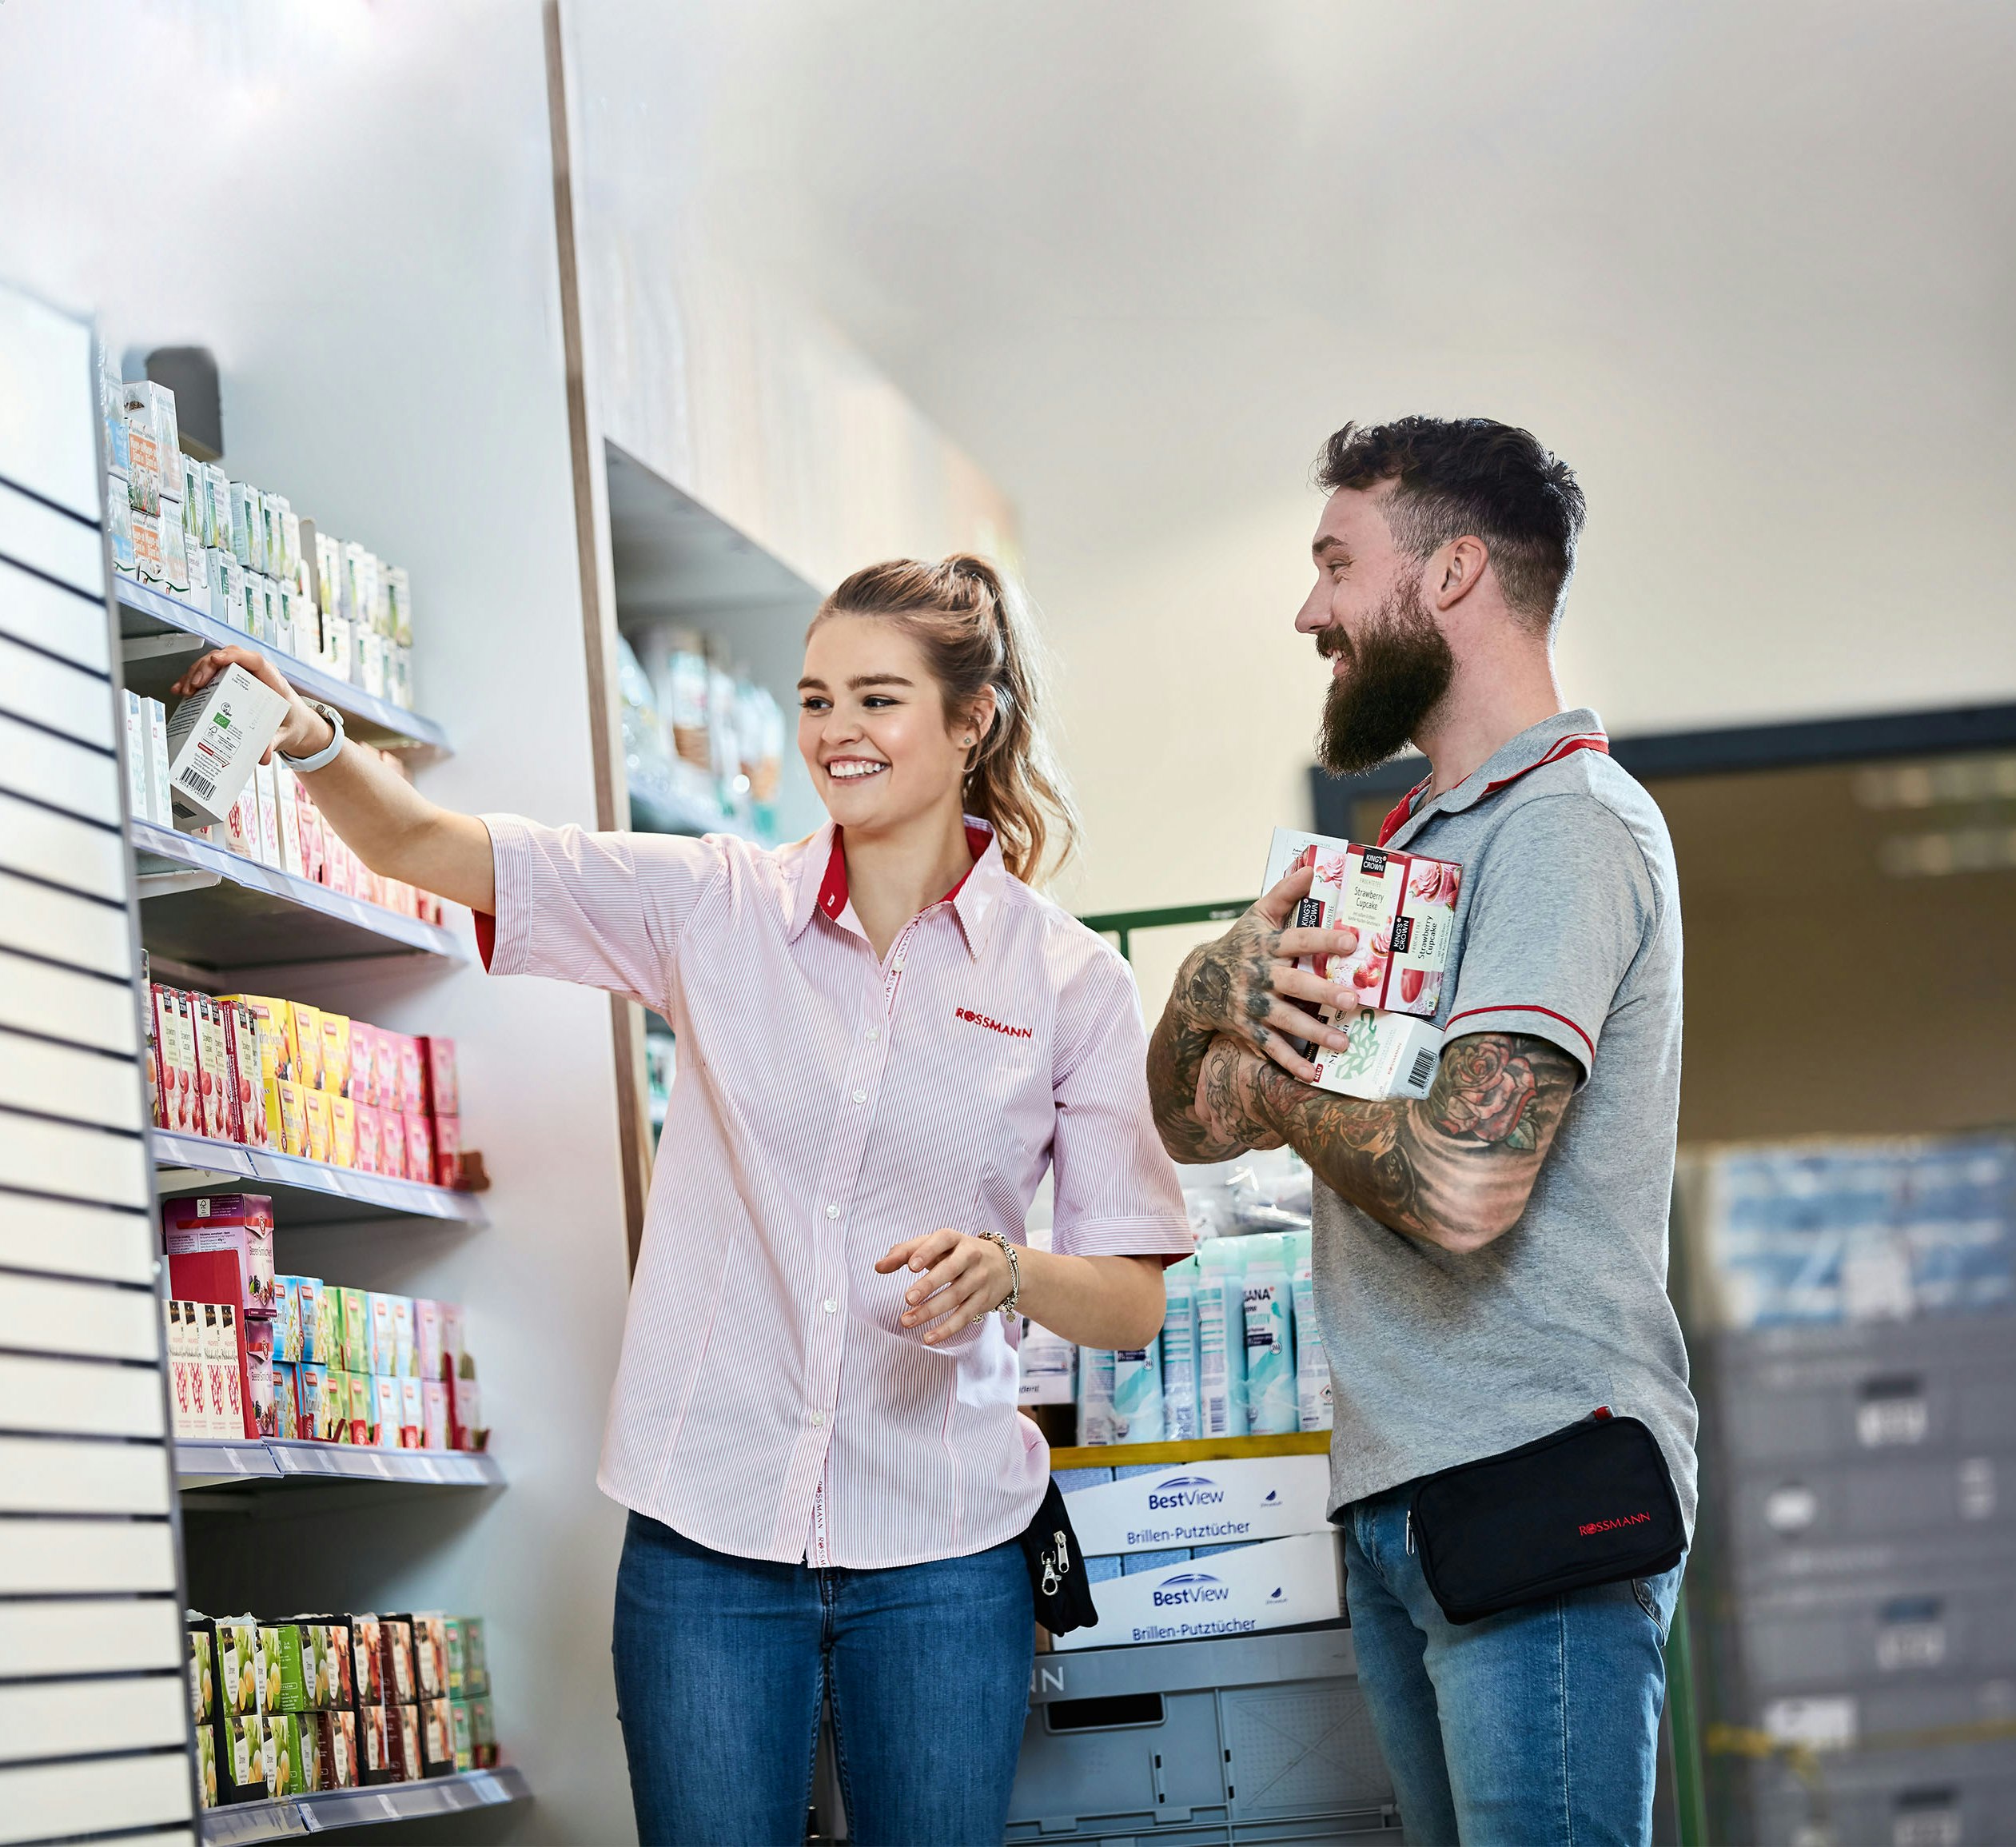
[179,767,217,801]
[1408,1049,1437,1089]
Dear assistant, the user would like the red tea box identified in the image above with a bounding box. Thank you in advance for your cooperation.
[1262,827,1462,1019]
[414,1300,444,1384]
[221,1001,269,1147]
[189,995,233,1140]
[348,1023,379,1108]
[155,987,202,1135]
[432,1112,460,1189]
[163,1193,277,1316]
[404,1112,433,1187]
[439,1303,465,1377]
[245,1317,277,1437]
[450,1369,483,1452]
[419,1036,457,1119]
[373,1027,401,1113]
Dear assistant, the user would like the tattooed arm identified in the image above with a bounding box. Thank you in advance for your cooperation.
[1146,861,1363,1163]
[1193,1031,1580,1252]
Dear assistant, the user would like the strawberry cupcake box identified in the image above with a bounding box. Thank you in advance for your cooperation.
[1263,826,1463,1019]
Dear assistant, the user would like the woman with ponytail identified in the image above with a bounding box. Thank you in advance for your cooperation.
[171,554,1192,1846]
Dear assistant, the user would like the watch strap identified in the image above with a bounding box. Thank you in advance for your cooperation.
[279,700,346,773]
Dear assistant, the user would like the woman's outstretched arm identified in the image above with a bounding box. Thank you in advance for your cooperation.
[171,645,495,912]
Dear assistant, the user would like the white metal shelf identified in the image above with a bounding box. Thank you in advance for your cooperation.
[151,1128,488,1227]
[131,817,465,968]
[197,1765,529,1842]
[116,577,452,756]
[176,1437,502,1493]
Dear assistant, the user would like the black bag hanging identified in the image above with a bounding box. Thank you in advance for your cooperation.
[1408,1407,1685,1626]
[1018,1475,1099,1635]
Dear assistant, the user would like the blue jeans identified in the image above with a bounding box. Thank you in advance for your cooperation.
[1341,1488,1682,1847]
[612,1510,1034,1846]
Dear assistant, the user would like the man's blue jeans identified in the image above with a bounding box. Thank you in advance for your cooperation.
[1341,1487,1683,1847]
[612,1510,1034,1846]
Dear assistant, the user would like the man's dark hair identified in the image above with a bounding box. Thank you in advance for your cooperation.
[1315,417,1586,632]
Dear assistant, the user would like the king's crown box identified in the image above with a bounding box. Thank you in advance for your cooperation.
[1060,1452,1331,1556]
[1050,1530,1343,1651]
[1264,825,1462,1019]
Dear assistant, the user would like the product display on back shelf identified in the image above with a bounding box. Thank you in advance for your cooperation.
[102,354,420,708]
[187,1609,496,1806]
[161,1193,488,1452]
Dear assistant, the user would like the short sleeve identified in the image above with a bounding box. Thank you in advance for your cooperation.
[1440,795,1657,1083]
[480,814,727,1013]
[1048,944,1195,1259]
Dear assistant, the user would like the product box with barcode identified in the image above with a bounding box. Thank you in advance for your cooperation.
[1263,826,1463,1019]
[162,662,288,824]
[1050,1530,1345,1652]
[1308,1006,1444,1101]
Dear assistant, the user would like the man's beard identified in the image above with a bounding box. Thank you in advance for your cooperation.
[1315,579,1455,776]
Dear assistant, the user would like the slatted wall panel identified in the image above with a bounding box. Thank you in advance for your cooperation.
[0,283,195,1843]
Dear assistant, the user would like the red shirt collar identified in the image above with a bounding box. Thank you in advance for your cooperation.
[816,822,993,923]
[1377,724,1610,846]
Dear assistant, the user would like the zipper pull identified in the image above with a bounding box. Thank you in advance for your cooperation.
[1592,1406,1612,1422]
[1405,1510,1414,1555]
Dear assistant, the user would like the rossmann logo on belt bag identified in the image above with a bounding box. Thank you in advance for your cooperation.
[1579,1510,1652,1538]
[954,1007,1032,1039]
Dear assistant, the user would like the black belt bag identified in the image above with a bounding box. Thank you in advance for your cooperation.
[1021,1476,1099,1635]
[1408,1408,1684,1626]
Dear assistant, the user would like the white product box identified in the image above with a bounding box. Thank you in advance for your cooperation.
[1263,826,1461,1019]
[1017,1320,1077,1404]
[121,690,150,820]
[1307,1007,1443,1101]
[251,763,283,867]
[144,699,173,827]
[1051,1530,1343,1652]
[162,663,288,824]
[1062,1453,1332,1556]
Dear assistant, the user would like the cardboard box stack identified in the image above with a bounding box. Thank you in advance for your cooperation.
[146,988,464,1187]
[189,1609,496,1807]
[102,353,418,709]
[162,1194,274,1442]
[1048,1454,1345,1652]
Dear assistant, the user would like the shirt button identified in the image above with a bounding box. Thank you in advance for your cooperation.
[823,1299,837,1314]
[811,1410,826,1426]
[892,957,905,971]
[825,1203,841,1220]
[851,1089,867,1105]
[865,1026,879,1040]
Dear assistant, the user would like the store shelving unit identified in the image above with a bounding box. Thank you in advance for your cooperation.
[176,1438,504,1493]
[132,817,466,967]
[150,1128,488,1227]
[115,578,452,757]
[197,1766,530,1844]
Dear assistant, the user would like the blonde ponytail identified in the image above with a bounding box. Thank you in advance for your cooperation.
[811,555,1079,885]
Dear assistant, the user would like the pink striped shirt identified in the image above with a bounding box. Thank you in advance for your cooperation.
[480,813,1192,1567]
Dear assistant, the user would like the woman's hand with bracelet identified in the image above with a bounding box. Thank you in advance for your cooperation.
[876,1229,1015,1346]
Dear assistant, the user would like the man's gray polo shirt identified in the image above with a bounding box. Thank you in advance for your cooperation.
[1312,706,1699,1534]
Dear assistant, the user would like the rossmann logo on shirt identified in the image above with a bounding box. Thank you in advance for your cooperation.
[954,1007,1032,1039]
[1145,1474,1227,1510]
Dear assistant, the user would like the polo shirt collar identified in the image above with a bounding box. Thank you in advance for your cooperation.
[1379,708,1609,848]
[787,816,1007,959]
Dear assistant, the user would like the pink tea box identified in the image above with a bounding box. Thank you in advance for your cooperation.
[1263,827,1462,1019]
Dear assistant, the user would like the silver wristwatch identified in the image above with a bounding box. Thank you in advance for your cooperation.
[974,1230,1022,1318]
[278,699,346,772]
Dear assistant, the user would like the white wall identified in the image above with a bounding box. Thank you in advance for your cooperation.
[1,6,635,1837]
[622,0,2016,918]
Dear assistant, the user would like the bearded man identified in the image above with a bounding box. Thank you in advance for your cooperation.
[1146,417,1696,1847]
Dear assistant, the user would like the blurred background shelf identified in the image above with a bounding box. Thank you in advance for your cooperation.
[150,1129,488,1227]
[197,1765,530,1842]
[131,818,465,968]
[116,578,451,758]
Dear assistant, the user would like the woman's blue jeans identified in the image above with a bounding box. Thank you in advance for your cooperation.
[612,1510,1034,1846]
[1341,1487,1683,1847]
